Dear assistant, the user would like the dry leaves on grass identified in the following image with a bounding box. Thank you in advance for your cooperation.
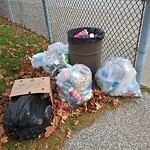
[74,120,79,126]
[45,126,56,138]
[113,99,119,106]
[0,57,120,142]
[66,129,72,139]
[0,74,4,80]
[95,102,102,110]
[2,89,11,97]
[0,136,8,145]
[0,126,5,138]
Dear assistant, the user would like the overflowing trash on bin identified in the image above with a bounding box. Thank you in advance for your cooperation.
[74,29,94,38]
[30,42,69,78]
[68,27,105,73]
[95,57,142,97]
[56,64,92,107]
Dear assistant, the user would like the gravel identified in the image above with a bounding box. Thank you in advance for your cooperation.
[64,92,150,150]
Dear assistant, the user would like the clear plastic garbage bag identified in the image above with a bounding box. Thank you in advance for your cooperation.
[56,64,92,107]
[95,57,142,97]
[42,42,69,78]
[30,52,45,69]
[30,42,69,78]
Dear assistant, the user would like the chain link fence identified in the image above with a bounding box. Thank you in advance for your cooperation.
[0,0,48,36]
[48,0,146,65]
[0,0,10,19]
[0,0,146,65]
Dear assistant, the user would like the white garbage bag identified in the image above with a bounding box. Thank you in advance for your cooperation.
[30,42,69,78]
[56,64,92,107]
[95,57,142,97]
[30,52,45,69]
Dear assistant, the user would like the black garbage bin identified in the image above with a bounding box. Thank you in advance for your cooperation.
[67,27,105,73]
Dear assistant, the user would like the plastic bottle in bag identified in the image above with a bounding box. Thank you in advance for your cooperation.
[56,64,92,107]
[95,57,142,97]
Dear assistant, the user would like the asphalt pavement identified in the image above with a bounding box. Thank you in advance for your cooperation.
[64,92,150,150]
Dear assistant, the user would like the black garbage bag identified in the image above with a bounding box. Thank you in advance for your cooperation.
[3,94,52,140]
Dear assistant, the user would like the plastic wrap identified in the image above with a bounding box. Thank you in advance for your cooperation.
[95,57,142,97]
[56,64,92,107]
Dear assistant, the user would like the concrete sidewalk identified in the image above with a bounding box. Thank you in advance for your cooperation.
[64,92,150,150]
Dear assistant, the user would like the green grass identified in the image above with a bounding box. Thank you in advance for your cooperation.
[140,85,150,93]
[0,17,49,94]
[1,17,150,150]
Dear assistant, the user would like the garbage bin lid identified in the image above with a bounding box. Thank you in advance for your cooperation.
[67,27,105,44]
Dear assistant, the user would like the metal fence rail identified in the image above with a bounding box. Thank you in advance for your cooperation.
[48,0,146,65]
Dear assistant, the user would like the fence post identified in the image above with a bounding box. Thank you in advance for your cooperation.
[7,0,15,22]
[135,0,150,83]
[42,0,53,43]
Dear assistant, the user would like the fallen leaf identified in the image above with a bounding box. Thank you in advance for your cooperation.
[62,112,70,121]
[57,109,63,117]
[6,82,10,86]
[113,99,119,106]
[51,116,61,126]
[0,126,5,138]
[0,75,4,80]
[0,69,6,74]
[0,146,3,150]
[5,81,14,86]
[16,44,22,48]
[74,120,79,126]
[66,129,72,139]
[15,30,20,35]
[7,41,13,45]
[51,130,56,135]
[95,102,102,110]
[3,89,11,97]
[45,144,49,149]
[60,119,65,124]
[59,102,68,109]
[0,136,8,145]
[72,109,81,117]
[45,126,56,138]
[0,50,1,55]
[32,44,38,48]
[57,109,70,121]
[83,102,88,111]
[9,81,14,85]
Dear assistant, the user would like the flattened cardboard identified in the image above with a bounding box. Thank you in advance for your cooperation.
[10,77,53,104]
